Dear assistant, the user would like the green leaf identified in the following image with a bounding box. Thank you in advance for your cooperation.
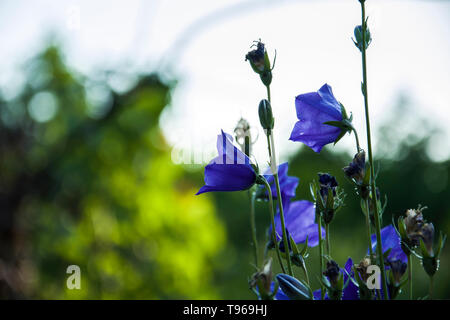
[300,236,309,256]
[339,102,349,120]
[436,232,447,258]
[290,234,300,255]
[397,216,407,239]
[419,238,431,258]
[326,187,334,210]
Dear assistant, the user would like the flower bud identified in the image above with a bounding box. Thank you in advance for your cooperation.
[258,99,274,131]
[353,24,372,51]
[245,40,273,86]
[387,259,407,300]
[245,41,267,73]
[403,207,425,248]
[323,260,341,286]
[420,223,435,256]
[276,273,312,300]
[343,150,366,186]
[420,231,446,278]
[317,173,341,224]
[388,259,407,285]
[319,173,338,198]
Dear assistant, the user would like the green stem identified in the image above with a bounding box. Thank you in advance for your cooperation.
[263,83,292,276]
[318,214,325,300]
[302,263,310,286]
[359,0,388,299]
[365,199,374,259]
[325,224,330,256]
[352,128,361,152]
[429,276,433,300]
[274,171,294,277]
[408,254,412,300]
[249,190,259,267]
[261,177,286,274]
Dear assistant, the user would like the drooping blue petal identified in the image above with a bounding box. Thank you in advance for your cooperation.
[290,84,343,153]
[261,162,299,204]
[196,131,256,195]
[274,200,325,247]
[369,225,408,264]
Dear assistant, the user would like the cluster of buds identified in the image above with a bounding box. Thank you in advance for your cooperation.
[311,173,345,225]
[245,40,275,87]
[397,206,447,277]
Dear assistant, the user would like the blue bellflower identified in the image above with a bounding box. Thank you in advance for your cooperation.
[274,200,325,248]
[290,84,343,153]
[196,130,257,195]
[369,225,408,264]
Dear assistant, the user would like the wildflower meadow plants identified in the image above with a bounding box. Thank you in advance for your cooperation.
[196,0,446,300]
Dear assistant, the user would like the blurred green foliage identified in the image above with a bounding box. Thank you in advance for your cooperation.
[0,45,448,300]
[0,46,225,299]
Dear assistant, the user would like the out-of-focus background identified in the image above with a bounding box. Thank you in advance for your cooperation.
[0,0,449,299]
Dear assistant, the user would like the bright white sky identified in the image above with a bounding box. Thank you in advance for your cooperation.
[0,0,449,165]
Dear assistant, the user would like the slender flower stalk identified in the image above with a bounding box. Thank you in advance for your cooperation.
[268,130,293,276]
[318,214,325,299]
[359,0,389,299]
[429,276,434,300]
[365,199,374,259]
[264,84,293,277]
[261,177,286,274]
[266,85,271,105]
[408,254,412,299]
[303,263,310,286]
[249,190,259,267]
[325,224,331,256]
[352,128,361,152]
